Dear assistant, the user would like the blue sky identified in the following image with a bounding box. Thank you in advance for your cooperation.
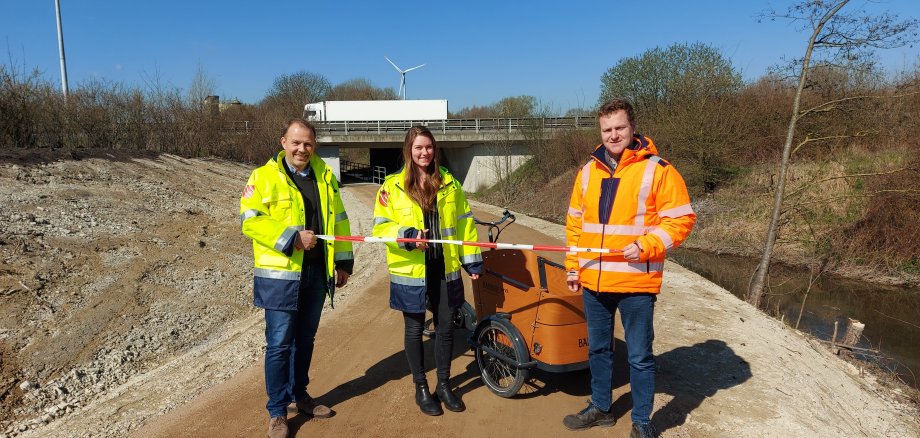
[3,1,919,113]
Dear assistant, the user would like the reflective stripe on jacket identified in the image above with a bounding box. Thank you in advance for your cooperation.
[372,166,482,313]
[565,135,696,293]
[240,151,354,310]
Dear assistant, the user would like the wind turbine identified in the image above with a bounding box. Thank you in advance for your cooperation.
[385,56,425,100]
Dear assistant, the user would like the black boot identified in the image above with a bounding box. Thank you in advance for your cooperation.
[415,382,443,416]
[435,381,465,412]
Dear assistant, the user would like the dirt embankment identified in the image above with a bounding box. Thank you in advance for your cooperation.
[0,149,257,436]
[1,151,918,437]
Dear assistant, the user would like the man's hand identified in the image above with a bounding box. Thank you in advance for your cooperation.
[621,240,642,262]
[335,269,350,288]
[294,230,317,251]
[415,229,429,251]
[566,272,580,292]
[470,274,480,280]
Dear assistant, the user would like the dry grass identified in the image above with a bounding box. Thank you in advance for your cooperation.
[683,143,919,284]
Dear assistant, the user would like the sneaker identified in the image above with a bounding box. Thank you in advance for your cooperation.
[267,416,288,438]
[295,395,333,419]
[630,422,658,438]
[562,401,617,430]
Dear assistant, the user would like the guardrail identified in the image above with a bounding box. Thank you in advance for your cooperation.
[341,159,373,182]
[372,166,387,184]
[219,116,596,135]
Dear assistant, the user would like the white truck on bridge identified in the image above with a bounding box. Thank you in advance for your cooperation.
[303,99,448,122]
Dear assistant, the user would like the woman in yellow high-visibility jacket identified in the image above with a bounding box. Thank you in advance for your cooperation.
[372,126,482,416]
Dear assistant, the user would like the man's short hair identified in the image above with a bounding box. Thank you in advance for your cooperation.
[597,99,636,126]
[281,118,317,138]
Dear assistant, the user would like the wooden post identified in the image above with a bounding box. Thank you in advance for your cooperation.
[842,318,864,346]
[841,318,865,356]
[831,320,839,355]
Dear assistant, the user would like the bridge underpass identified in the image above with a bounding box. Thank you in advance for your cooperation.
[223,116,597,192]
[332,140,534,192]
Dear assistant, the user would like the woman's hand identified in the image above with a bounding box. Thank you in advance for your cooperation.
[415,229,429,251]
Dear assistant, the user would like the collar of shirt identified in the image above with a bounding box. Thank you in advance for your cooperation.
[603,149,619,172]
[284,157,312,178]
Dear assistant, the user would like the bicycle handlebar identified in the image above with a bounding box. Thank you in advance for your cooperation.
[474,209,515,227]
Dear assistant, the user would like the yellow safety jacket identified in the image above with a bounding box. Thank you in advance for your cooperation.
[372,166,482,313]
[240,151,353,310]
[566,135,696,293]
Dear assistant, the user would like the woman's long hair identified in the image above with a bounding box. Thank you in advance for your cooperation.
[403,126,442,212]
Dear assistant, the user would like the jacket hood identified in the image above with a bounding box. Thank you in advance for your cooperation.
[590,134,659,172]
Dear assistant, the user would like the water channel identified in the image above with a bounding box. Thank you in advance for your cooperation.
[669,248,920,389]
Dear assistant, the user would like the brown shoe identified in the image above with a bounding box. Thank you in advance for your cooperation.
[295,395,333,419]
[267,416,288,438]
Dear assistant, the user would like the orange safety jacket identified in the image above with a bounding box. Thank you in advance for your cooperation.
[565,135,696,293]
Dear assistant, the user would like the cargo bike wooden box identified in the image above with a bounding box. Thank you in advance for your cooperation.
[429,211,590,398]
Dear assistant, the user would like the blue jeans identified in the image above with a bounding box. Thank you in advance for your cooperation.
[582,288,656,424]
[264,264,326,418]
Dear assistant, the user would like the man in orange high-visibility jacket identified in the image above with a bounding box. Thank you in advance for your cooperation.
[562,99,696,437]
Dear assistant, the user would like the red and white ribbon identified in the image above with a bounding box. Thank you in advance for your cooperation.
[316,235,621,254]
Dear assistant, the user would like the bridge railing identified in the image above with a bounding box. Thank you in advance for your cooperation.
[218,117,596,135]
[314,116,597,135]
[341,159,374,182]
[221,120,265,132]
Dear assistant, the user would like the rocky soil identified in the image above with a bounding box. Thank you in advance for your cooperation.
[0,149,257,436]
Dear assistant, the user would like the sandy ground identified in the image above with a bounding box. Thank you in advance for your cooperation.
[130,186,918,438]
[5,154,918,437]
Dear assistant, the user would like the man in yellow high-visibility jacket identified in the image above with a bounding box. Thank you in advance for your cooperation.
[562,99,696,437]
[240,119,353,438]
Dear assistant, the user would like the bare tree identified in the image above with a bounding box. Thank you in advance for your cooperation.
[187,62,216,109]
[327,78,397,100]
[262,70,331,117]
[747,0,918,308]
[483,96,548,206]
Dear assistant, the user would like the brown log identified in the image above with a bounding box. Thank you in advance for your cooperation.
[817,340,879,354]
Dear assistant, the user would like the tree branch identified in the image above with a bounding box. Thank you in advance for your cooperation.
[791,131,870,155]
[785,167,912,199]
[798,90,920,118]
[786,190,920,207]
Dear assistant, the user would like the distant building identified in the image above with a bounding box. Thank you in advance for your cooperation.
[219,98,242,112]
[204,95,220,119]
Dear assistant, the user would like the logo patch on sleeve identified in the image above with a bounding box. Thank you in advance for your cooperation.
[242,185,255,199]
[378,190,389,207]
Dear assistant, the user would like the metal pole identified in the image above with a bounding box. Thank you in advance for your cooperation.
[54,0,69,99]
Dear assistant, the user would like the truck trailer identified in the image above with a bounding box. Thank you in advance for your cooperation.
[303,99,448,122]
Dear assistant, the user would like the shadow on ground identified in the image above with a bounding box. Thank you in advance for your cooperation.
[289,328,475,432]
[650,339,752,433]
[290,329,750,435]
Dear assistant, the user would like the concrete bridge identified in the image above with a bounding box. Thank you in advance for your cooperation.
[223,116,597,192]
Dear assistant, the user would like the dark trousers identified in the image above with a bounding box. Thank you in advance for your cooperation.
[402,256,454,384]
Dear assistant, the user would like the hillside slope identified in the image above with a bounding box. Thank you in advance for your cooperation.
[0,151,916,437]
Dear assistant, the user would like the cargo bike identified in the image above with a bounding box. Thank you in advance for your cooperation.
[426,210,590,397]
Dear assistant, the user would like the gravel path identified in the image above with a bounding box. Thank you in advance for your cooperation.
[1,151,916,437]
